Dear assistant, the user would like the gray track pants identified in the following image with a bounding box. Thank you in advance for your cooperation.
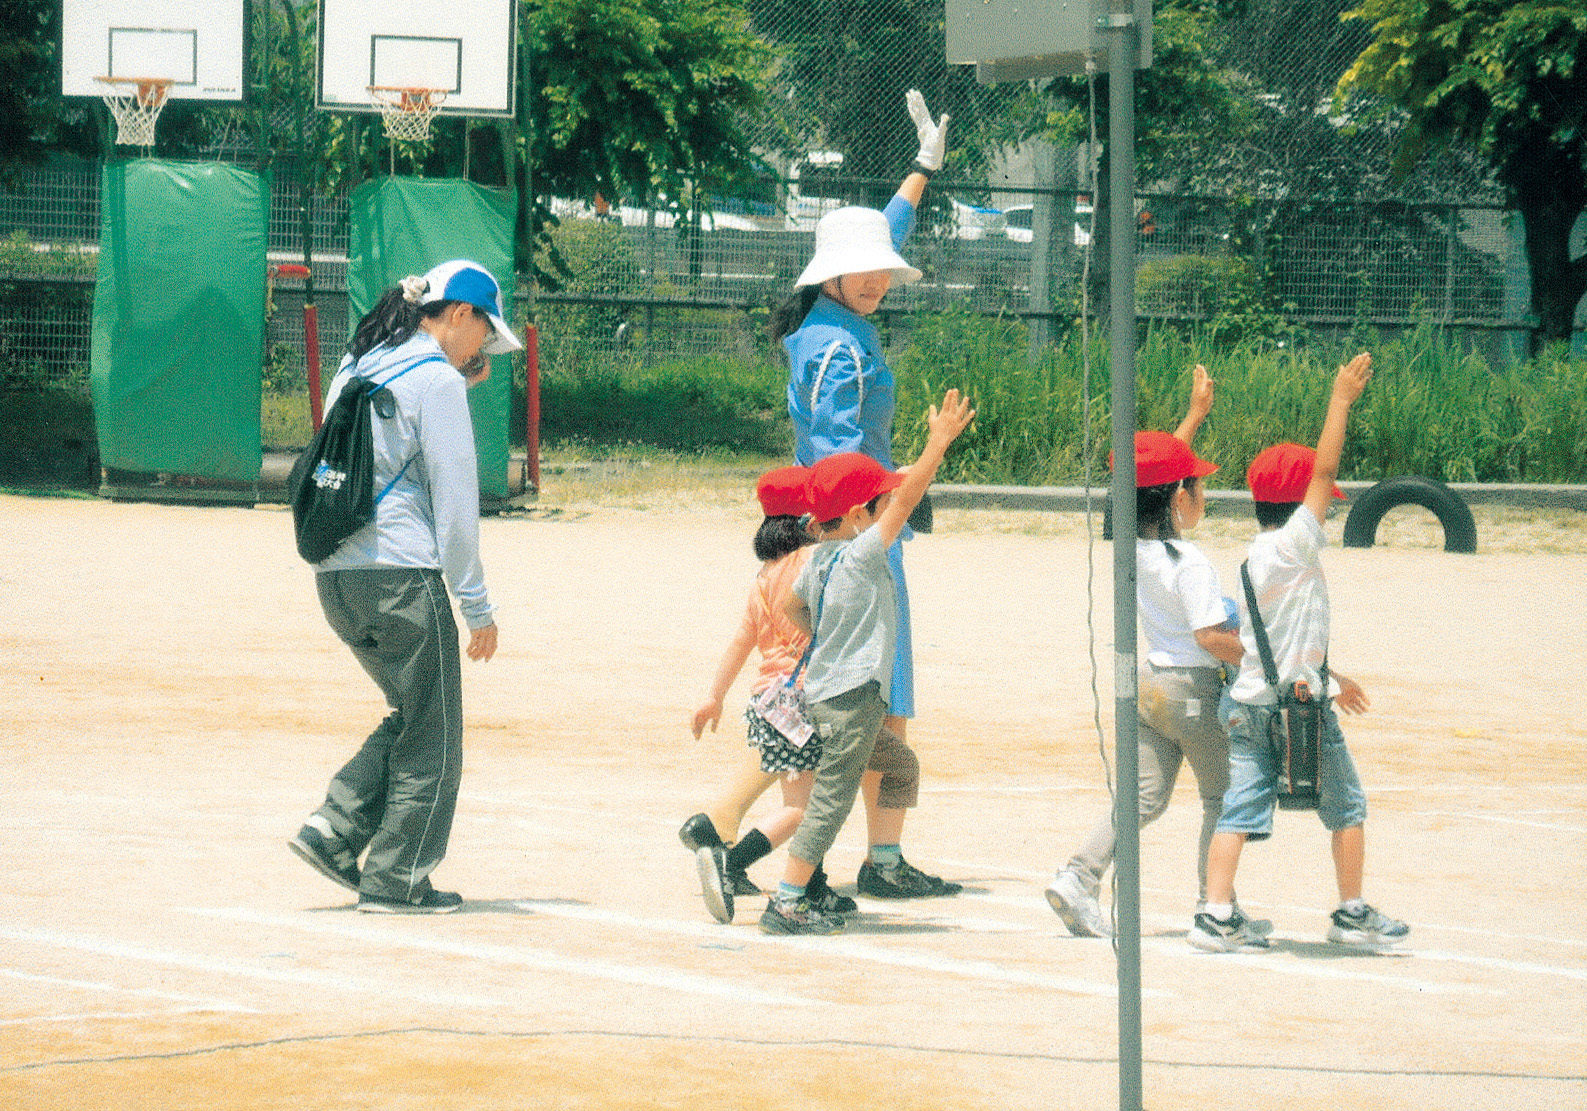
[312,567,463,902]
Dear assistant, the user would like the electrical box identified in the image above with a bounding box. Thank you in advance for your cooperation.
[946,0,1152,81]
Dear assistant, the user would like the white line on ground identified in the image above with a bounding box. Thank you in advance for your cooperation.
[1421,810,1587,833]
[0,925,511,1011]
[0,967,256,1013]
[0,1008,254,1027]
[512,899,1135,999]
[181,907,815,1007]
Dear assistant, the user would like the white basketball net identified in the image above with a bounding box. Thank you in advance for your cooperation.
[369,87,447,142]
[97,78,171,148]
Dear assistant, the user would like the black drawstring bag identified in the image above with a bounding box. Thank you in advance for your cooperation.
[287,357,433,564]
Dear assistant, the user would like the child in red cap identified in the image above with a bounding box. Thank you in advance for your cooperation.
[679,466,850,922]
[760,389,975,935]
[1192,351,1410,952]
[1047,366,1262,939]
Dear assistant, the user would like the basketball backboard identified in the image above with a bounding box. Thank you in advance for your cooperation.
[61,0,245,100]
[316,0,517,117]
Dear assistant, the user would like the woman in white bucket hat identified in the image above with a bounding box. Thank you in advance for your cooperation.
[764,90,962,901]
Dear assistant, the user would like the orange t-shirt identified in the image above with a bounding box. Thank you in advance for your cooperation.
[743,546,813,695]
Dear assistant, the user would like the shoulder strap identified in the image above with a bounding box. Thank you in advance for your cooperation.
[1239,561,1281,690]
[1240,560,1329,697]
[359,354,446,504]
[784,547,844,689]
[809,339,866,415]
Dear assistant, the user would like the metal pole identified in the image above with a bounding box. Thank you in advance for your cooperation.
[1106,9,1143,1111]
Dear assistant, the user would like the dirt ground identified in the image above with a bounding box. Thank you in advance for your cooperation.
[2,485,1584,1111]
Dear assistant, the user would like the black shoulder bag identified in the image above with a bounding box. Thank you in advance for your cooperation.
[1240,561,1326,811]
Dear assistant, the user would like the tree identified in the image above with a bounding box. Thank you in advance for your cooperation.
[1338,1,1587,349]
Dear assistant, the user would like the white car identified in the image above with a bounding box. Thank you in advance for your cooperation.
[1003,200,1094,246]
[950,198,1007,240]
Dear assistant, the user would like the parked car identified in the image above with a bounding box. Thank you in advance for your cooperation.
[949,198,1007,240]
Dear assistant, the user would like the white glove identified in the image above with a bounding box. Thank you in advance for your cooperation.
[906,89,950,173]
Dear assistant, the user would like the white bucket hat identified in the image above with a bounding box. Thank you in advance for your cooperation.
[794,206,922,288]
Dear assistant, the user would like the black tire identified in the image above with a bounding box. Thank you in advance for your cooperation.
[1342,475,1477,553]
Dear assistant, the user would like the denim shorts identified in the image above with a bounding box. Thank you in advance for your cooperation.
[1216,696,1368,838]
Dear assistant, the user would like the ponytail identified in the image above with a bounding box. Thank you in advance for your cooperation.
[348,278,462,361]
[767,285,821,347]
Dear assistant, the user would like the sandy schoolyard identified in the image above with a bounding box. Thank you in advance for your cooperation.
[2,486,1584,1110]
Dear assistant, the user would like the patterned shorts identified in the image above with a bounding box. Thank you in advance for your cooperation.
[745,705,822,775]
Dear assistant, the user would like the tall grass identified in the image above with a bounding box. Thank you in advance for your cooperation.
[892,312,1587,485]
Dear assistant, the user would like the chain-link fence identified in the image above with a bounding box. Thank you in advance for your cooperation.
[0,0,1567,395]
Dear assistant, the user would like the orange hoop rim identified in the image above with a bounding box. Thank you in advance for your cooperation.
[95,75,173,108]
[367,85,449,112]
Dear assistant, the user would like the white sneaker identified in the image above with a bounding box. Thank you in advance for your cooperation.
[1198,898,1274,938]
[1045,870,1112,938]
[1188,910,1272,953]
[1327,904,1409,949]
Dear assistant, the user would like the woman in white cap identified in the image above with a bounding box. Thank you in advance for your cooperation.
[767,91,960,901]
[288,259,522,914]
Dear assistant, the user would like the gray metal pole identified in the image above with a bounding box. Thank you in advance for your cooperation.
[1106,9,1143,1111]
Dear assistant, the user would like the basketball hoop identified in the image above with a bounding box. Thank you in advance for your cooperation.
[369,86,447,142]
[96,76,172,147]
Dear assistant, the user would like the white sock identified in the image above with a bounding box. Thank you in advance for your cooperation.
[1340,898,1366,916]
[1202,902,1233,920]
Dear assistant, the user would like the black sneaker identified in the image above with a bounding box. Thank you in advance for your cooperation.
[289,824,360,893]
[806,875,858,914]
[856,858,963,899]
[726,867,762,896]
[678,812,721,852]
[695,845,734,924]
[759,896,845,935]
[357,888,463,914]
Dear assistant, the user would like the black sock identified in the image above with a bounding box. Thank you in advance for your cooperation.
[725,828,772,873]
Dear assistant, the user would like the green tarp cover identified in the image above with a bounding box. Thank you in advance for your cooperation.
[347,177,516,501]
[91,160,267,482]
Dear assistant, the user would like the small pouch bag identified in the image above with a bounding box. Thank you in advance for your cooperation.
[749,681,814,749]
[1241,562,1326,811]
[746,546,842,751]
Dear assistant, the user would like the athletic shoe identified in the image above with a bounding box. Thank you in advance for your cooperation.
[727,867,762,897]
[1188,910,1272,953]
[678,812,721,852]
[806,874,858,914]
[856,858,963,899]
[1198,897,1274,939]
[357,888,463,914]
[1046,870,1112,938]
[695,845,734,923]
[1327,904,1409,949]
[288,824,360,893]
[759,896,845,936]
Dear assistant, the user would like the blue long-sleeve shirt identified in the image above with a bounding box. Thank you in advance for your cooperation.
[785,194,915,469]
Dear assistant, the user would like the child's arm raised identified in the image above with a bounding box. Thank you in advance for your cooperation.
[876,389,975,549]
[1172,364,1214,445]
[1305,352,1373,524]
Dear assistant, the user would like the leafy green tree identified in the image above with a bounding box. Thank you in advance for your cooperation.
[0,0,102,178]
[1338,0,1587,349]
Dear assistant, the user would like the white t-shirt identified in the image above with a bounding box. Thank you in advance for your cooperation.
[1229,507,1331,705]
[1137,538,1228,669]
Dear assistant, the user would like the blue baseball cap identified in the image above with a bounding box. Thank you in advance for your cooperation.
[418,259,523,355]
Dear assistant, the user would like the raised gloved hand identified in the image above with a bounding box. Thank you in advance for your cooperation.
[906,89,950,173]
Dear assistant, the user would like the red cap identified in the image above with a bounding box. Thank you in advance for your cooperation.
[805,453,905,521]
[1112,430,1219,488]
[756,466,810,517]
[1246,443,1344,502]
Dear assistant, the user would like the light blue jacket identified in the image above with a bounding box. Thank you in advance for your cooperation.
[315,332,495,630]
